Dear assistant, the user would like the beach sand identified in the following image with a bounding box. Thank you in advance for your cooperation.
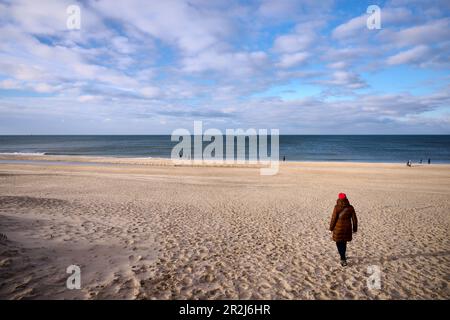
[0,155,449,299]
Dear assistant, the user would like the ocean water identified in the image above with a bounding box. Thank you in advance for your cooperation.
[0,135,449,163]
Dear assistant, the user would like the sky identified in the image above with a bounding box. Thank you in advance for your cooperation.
[0,0,449,134]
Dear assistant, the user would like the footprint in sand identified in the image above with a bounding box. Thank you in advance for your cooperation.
[0,233,7,242]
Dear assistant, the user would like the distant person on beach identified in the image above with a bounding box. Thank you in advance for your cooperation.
[283,156,286,161]
[329,193,358,267]
[428,158,431,164]
[406,160,411,167]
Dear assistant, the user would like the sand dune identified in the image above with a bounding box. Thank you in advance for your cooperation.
[0,156,449,299]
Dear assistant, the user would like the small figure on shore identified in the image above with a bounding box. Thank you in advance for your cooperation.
[283,155,286,162]
[329,193,358,267]
[428,158,431,164]
[406,160,412,167]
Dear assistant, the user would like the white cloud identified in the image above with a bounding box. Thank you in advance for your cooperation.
[33,82,56,93]
[276,52,310,68]
[327,61,348,69]
[181,50,268,76]
[273,33,314,53]
[5,0,103,35]
[332,6,416,41]
[0,79,21,89]
[140,86,161,99]
[332,15,367,40]
[381,18,450,47]
[77,95,104,103]
[111,36,134,54]
[387,45,430,65]
[92,0,231,55]
[320,71,367,90]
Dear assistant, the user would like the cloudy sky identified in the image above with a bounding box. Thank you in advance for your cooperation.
[0,0,449,134]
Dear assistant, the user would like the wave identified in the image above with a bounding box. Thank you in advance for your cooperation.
[0,152,47,156]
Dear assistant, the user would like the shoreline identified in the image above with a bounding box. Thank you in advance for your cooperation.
[1,153,449,167]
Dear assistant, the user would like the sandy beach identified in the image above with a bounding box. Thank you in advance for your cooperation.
[0,155,449,299]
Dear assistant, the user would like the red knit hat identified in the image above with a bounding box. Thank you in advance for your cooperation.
[338,193,347,199]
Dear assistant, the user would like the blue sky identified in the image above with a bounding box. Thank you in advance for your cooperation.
[0,0,449,134]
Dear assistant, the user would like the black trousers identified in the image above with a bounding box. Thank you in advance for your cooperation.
[336,241,347,260]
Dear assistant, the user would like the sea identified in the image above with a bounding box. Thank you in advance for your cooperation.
[0,135,449,163]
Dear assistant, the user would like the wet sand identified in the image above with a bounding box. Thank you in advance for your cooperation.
[0,155,449,299]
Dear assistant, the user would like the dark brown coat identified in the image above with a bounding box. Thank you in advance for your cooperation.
[329,199,358,242]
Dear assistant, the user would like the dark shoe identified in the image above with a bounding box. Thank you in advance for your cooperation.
[340,260,348,267]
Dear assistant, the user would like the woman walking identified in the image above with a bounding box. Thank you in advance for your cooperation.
[329,193,358,267]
